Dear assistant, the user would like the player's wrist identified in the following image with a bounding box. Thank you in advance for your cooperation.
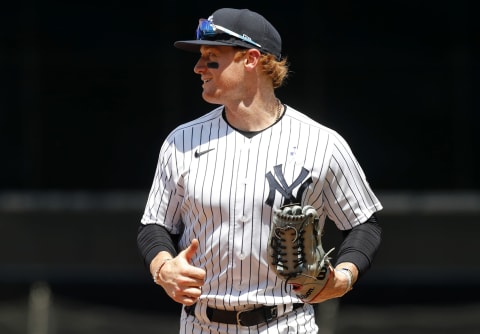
[152,258,172,285]
[335,268,354,293]
[334,262,358,283]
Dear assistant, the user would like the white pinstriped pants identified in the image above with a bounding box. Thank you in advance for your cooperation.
[178,302,318,334]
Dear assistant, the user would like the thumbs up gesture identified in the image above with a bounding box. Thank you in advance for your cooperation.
[152,239,206,305]
[182,238,201,266]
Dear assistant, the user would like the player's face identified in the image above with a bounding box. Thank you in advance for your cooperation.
[194,46,248,104]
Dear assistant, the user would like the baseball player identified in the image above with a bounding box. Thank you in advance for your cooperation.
[137,8,383,334]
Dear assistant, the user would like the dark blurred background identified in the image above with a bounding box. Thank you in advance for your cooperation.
[1,0,478,333]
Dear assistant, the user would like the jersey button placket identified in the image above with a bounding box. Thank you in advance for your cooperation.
[237,215,249,262]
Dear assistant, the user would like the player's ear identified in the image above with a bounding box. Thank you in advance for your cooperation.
[244,48,261,69]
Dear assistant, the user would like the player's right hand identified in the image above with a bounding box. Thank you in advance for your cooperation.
[157,239,206,305]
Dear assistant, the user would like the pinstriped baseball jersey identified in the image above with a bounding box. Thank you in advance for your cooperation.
[141,104,382,332]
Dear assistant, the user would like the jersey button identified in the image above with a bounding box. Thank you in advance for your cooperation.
[238,253,246,260]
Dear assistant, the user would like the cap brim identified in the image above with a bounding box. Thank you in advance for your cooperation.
[174,40,237,53]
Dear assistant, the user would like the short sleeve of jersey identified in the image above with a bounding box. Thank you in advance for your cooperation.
[322,132,383,229]
[140,132,184,234]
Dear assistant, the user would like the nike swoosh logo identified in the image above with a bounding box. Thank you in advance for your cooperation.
[194,148,215,158]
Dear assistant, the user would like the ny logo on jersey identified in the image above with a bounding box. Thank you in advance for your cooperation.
[265,165,313,207]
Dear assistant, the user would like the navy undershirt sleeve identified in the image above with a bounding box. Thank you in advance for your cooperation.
[334,214,382,276]
[137,224,179,269]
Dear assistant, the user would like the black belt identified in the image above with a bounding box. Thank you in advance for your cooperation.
[185,303,304,327]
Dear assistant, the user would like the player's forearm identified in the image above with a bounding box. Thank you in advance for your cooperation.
[335,216,382,276]
[137,223,178,269]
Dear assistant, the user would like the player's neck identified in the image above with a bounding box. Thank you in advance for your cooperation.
[223,97,283,132]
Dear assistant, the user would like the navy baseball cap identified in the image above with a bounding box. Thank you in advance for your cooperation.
[174,8,282,60]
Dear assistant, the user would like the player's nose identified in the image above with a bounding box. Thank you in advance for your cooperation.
[194,58,207,74]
